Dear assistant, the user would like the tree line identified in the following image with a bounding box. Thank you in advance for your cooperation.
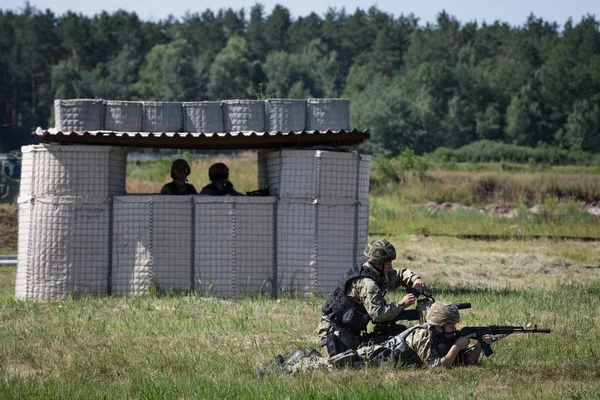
[1,4,599,157]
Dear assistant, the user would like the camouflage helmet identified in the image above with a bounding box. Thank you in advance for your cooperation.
[364,239,396,263]
[208,162,229,181]
[426,302,460,326]
[170,159,191,180]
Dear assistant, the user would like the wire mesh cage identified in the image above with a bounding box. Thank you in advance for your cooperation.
[17,197,111,300]
[142,102,183,132]
[15,200,32,300]
[110,196,276,297]
[306,98,351,131]
[55,99,103,132]
[20,145,127,199]
[194,196,276,298]
[104,100,143,132]
[111,196,152,296]
[265,99,306,132]
[223,100,266,132]
[263,150,371,202]
[183,101,224,133]
[275,198,367,296]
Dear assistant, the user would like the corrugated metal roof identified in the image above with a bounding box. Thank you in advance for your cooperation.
[36,129,370,150]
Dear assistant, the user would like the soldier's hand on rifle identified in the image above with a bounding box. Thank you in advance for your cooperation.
[401,293,417,308]
[482,334,494,344]
[455,334,474,350]
[412,279,427,293]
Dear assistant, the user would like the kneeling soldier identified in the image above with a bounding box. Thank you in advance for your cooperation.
[318,239,427,357]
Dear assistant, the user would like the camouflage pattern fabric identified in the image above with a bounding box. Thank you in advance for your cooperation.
[318,262,422,345]
[383,323,480,368]
[284,345,395,375]
[426,302,460,326]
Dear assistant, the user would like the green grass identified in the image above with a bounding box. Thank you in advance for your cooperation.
[370,198,600,239]
[1,260,599,399]
[2,156,599,398]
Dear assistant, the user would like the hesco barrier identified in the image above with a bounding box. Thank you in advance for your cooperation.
[53,98,351,133]
[15,145,371,300]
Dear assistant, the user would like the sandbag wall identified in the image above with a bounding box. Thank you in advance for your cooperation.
[15,145,127,300]
[261,150,371,296]
[111,196,276,297]
[54,98,351,133]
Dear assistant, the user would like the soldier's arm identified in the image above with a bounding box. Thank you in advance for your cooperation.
[406,330,473,368]
[353,278,407,323]
[386,267,422,290]
[405,329,441,368]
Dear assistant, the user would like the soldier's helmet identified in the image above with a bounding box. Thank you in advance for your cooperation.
[171,159,191,180]
[364,239,396,263]
[208,162,229,181]
[426,302,460,326]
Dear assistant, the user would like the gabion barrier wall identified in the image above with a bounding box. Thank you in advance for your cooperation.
[306,98,351,131]
[19,145,126,198]
[105,100,143,132]
[183,101,224,133]
[223,100,266,132]
[54,99,103,132]
[54,98,351,133]
[16,146,370,299]
[142,102,183,132]
[111,196,276,297]
[265,99,306,132]
[264,150,371,201]
[15,197,112,300]
[194,196,276,297]
[261,149,371,295]
[16,145,127,300]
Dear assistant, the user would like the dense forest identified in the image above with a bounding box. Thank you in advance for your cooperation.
[0,4,599,158]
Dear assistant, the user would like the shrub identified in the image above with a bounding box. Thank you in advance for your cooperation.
[430,140,598,166]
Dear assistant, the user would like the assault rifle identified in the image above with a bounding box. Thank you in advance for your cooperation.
[360,288,472,346]
[454,325,551,357]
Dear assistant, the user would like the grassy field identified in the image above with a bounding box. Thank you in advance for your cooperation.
[1,237,599,399]
[1,153,599,399]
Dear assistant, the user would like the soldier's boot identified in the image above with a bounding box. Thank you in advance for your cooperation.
[256,354,285,379]
[307,348,324,359]
[284,348,306,365]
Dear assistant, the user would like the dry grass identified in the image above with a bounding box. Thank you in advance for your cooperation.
[378,169,600,205]
[388,235,600,291]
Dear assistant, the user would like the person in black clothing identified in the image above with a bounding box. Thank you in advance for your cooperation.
[160,159,198,195]
[200,162,243,196]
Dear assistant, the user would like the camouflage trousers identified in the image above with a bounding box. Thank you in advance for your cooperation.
[285,344,394,374]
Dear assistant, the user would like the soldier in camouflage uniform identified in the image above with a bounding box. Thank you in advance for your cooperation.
[318,239,427,357]
[200,162,243,196]
[160,159,198,195]
[381,301,492,368]
[261,302,491,376]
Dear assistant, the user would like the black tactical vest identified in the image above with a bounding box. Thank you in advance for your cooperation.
[322,263,383,333]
